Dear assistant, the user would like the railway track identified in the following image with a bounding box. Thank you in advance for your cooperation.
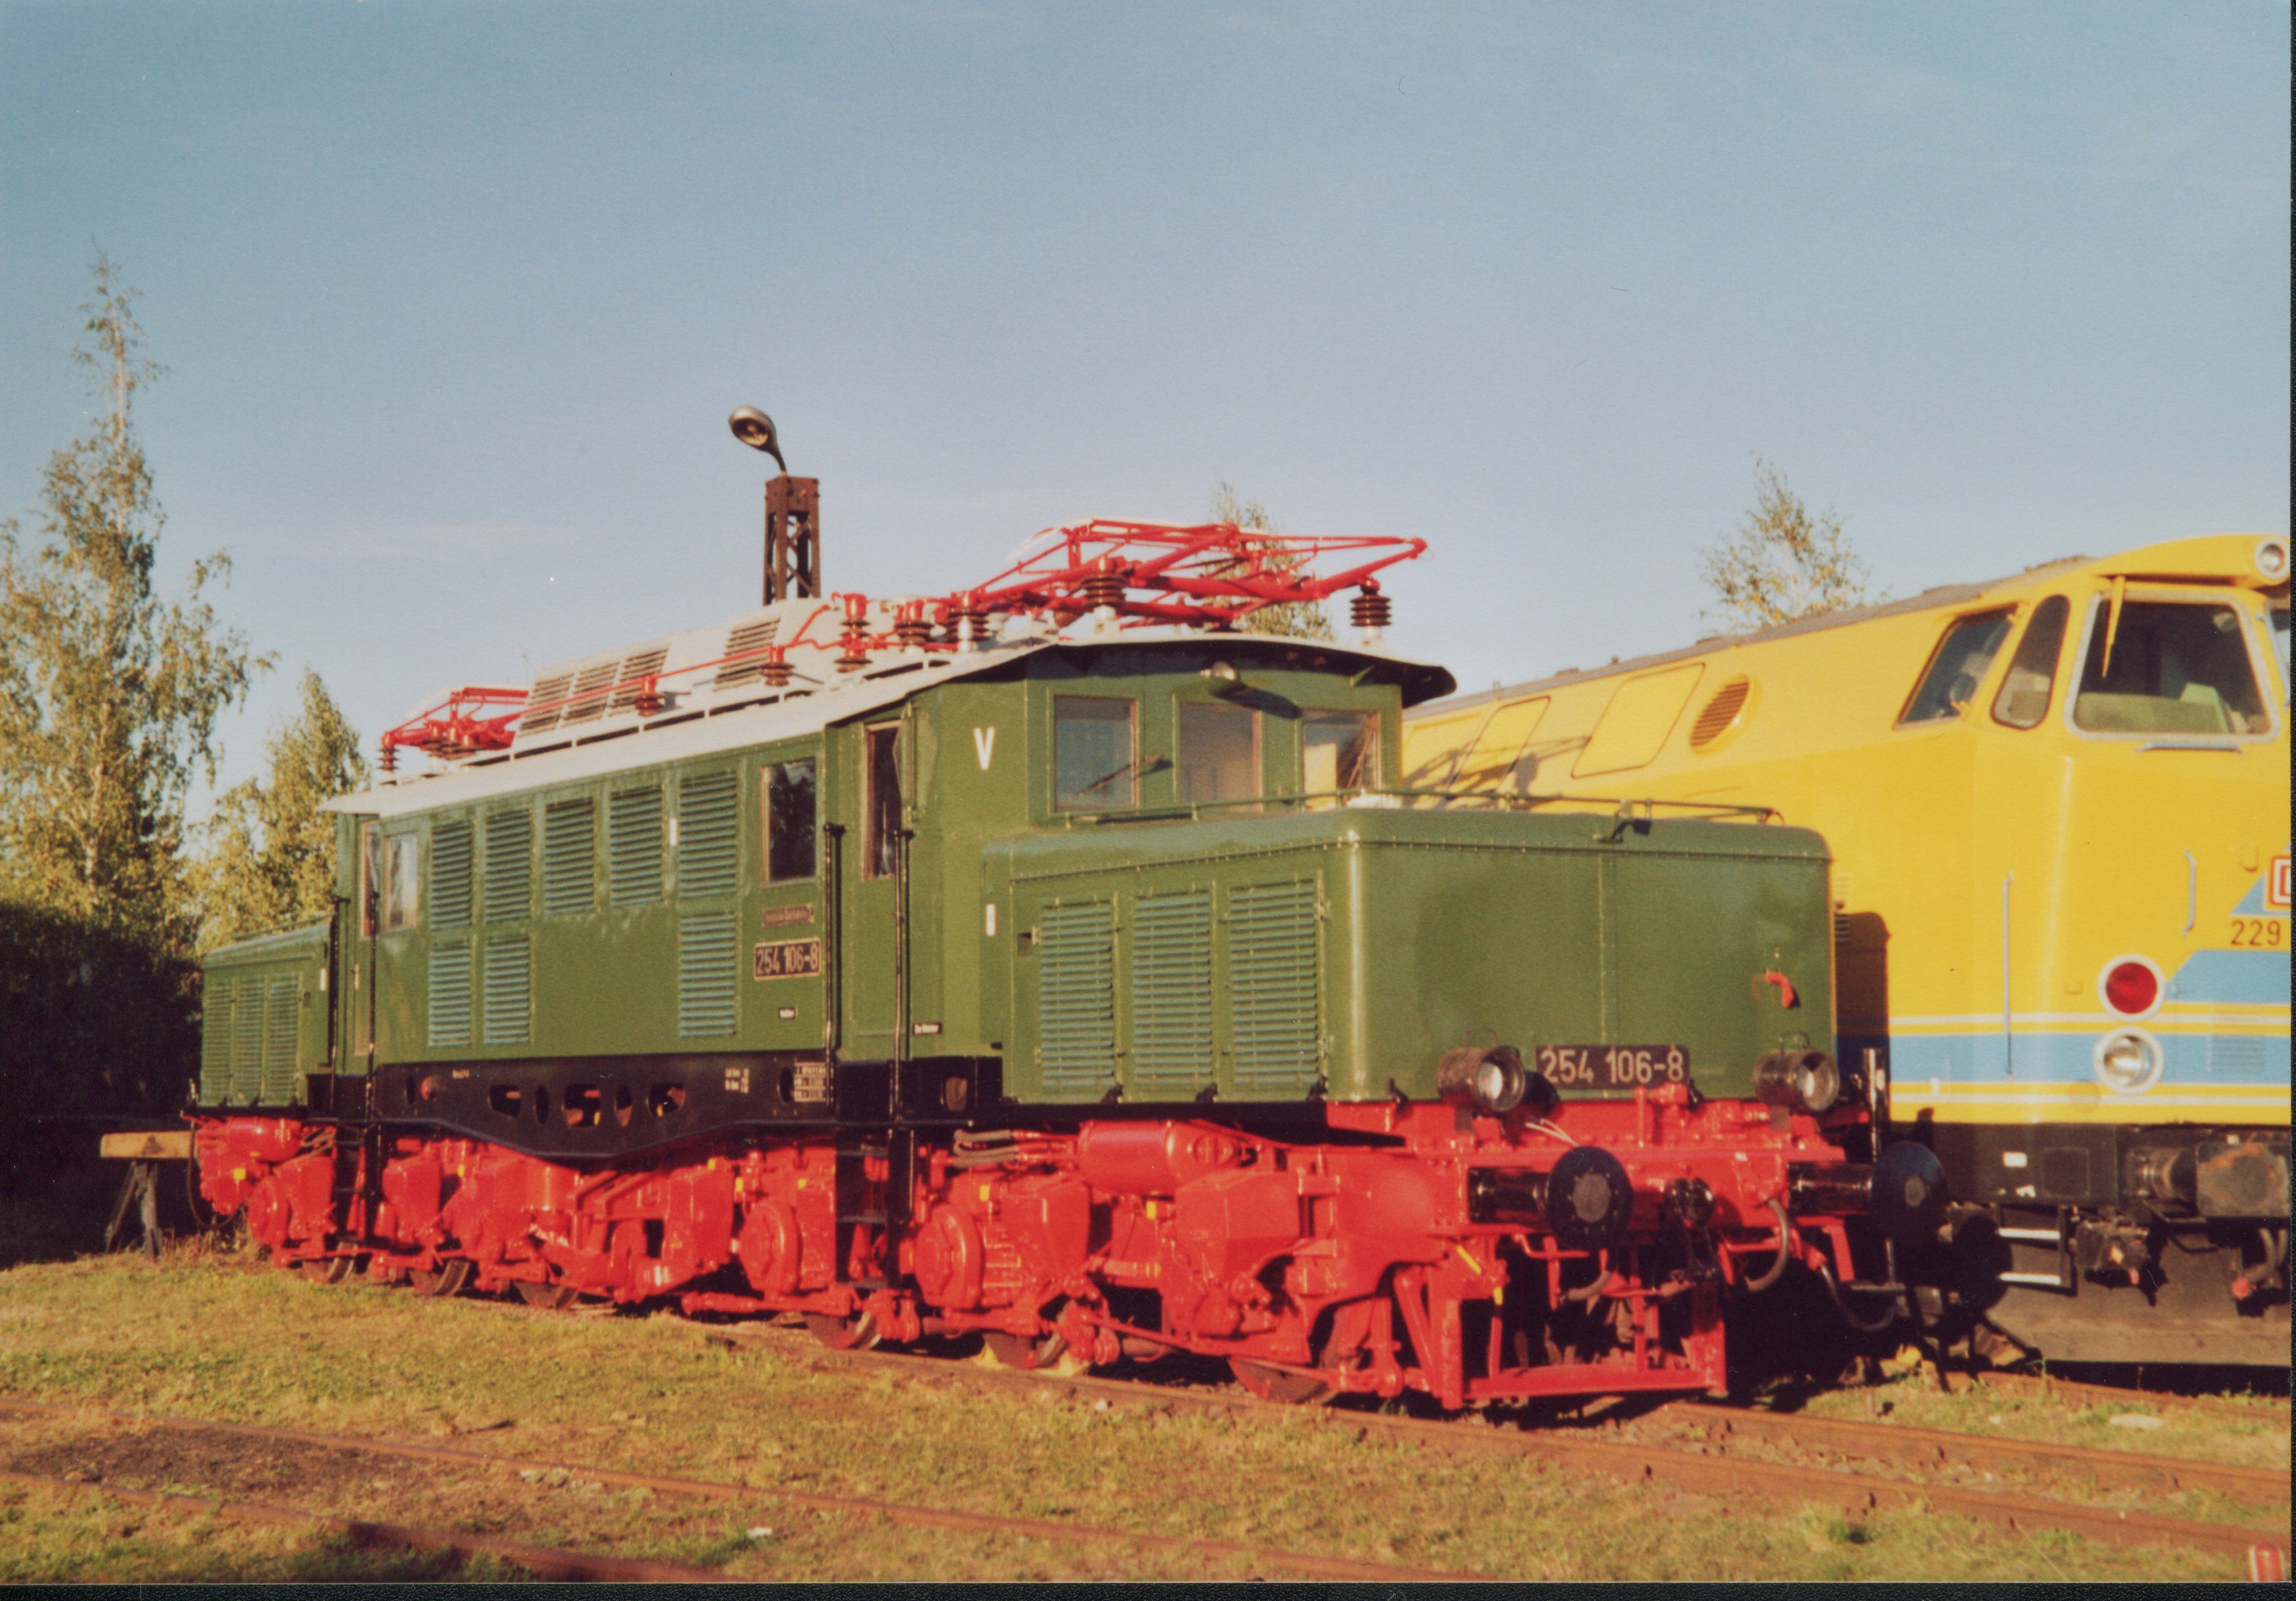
[0,1466,726,1582]
[702,1323,2289,1562]
[1666,1401,2289,1506]
[1953,1368,2292,1427]
[0,1396,1472,1583]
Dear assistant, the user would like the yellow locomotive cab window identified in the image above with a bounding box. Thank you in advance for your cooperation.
[1572,665,1703,777]
[1053,696,1137,812]
[1452,698,1545,788]
[1399,707,1481,787]
[2071,600,2270,736]
[1990,596,2070,729]
[1898,611,2012,725]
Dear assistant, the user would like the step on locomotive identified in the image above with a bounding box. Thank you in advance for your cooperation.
[189,417,1945,1407]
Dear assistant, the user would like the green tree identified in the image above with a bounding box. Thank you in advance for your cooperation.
[0,254,264,943]
[1210,482,1333,642]
[1696,459,1879,633]
[193,670,367,948]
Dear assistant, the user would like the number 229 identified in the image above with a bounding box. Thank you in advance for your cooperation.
[2230,918,2286,948]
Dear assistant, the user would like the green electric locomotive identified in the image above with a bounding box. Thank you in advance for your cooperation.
[191,442,1939,1408]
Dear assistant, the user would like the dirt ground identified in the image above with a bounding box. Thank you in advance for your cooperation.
[0,1242,2283,1582]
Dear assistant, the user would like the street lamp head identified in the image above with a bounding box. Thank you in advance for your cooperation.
[728,407,787,473]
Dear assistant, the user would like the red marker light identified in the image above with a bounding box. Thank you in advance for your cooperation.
[2103,961,2159,1016]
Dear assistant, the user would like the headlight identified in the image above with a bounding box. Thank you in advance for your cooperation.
[2093,1028,2164,1094]
[1753,1048,1841,1115]
[2255,537,2290,582]
[1436,1044,1529,1115]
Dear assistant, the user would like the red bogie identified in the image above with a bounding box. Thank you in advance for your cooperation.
[191,1083,1868,1408]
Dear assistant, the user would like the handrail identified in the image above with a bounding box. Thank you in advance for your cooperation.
[1055,787,1778,828]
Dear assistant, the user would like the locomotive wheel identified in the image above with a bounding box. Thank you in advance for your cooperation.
[515,1279,581,1311]
[299,1255,353,1286]
[1229,1359,1331,1406]
[805,1311,882,1351]
[410,1259,472,1299]
[982,1330,1070,1372]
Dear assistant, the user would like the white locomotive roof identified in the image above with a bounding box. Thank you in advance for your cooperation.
[329,599,1451,820]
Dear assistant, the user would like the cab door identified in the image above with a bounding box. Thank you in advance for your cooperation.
[835,715,908,1060]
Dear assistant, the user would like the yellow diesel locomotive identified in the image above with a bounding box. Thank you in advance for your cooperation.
[1403,533,2290,1365]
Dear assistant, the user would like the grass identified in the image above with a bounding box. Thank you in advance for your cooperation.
[1792,1354,2292,1471]
[0,1241,2276,1582]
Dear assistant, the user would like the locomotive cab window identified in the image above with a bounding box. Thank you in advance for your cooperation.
[359,822,380,935]
[1177,700,1260,806]
[380,830,421,932]
[862,724,902,878]
[1899,611,2013,725]
[763,757,818,882]
[1053,695,1137,812]
[2072,599,2271,736]
[1990,596,2070,729]
[1301,709,1378,794]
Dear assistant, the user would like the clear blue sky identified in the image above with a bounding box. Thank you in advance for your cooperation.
[3,2,2287,803]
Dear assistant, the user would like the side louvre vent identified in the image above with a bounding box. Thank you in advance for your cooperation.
[609,646,668,713]
[542,798,597,916]
[1038,899,1117,1093]
[1130,891,1213,1095]
[677,913,739,1037]
[262,977,300,1104]
[427,942,473,1048]
[431,819,474,929]
[560,660,619,726]
[231,981,264,1103]
[201,980,235,1103]
[482,933,531,1045]
[608,787,664,906]
[521,672,572,736]
[2210,1035,2267,1076]
[1688,676,1753,749]
[714,618,781,690]
[678,771,741,897]
[1227,880,1321,1095]
[482,808,533,922]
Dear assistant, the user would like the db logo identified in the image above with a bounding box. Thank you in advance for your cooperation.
[2270,855,2291,912]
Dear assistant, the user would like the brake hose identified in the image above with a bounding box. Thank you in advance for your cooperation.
[1743,1198,1793,1293]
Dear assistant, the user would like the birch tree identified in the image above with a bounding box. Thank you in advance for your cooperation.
[1211,482,1334,642]
[193,670,366,948]
[0,254,264,945]
[1697,459,1878,632]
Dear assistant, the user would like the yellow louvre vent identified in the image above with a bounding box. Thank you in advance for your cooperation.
[1572,664,1705,777]
[1688,676,1752,749]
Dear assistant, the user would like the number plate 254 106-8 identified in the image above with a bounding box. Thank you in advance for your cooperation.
[1533,1045,1690,1089]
